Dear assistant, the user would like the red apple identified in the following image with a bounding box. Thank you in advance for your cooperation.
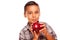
[32,21,44,33]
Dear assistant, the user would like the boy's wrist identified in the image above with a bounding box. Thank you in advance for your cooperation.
[44,32,55,40]
[33,37,38,40]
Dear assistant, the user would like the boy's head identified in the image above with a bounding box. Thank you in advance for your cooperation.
[24,1,40,24]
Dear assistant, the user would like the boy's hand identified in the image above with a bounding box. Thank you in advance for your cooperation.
[40,22,48,36]
[40,23,55,40]
[30,22,46,40]
[30,25,40,40]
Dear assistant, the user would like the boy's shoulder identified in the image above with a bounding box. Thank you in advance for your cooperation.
[20,24,29,33]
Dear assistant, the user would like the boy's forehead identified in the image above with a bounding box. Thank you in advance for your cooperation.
[26,5,40,11]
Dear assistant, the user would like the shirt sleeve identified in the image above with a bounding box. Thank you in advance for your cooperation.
[46,23,57,40]
[19,30,25,40]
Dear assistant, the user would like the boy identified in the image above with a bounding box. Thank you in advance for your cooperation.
[19,1,57,40]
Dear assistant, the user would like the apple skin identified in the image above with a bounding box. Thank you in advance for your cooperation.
[32,21,44,33]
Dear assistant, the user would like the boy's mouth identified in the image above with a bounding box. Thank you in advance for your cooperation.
[32,19,37,23]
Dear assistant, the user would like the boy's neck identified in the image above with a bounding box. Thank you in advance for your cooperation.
[28,22,33,26]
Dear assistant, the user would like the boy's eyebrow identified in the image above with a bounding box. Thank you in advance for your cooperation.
[27,11,32,13]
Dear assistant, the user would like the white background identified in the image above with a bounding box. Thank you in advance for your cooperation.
[0,0,60,40]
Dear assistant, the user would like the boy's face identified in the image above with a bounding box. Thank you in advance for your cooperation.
[24,5,40,24]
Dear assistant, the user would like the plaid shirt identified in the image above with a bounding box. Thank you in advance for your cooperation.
[19,22,57,40]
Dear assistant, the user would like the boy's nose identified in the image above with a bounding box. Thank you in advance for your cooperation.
[32,13,36,18]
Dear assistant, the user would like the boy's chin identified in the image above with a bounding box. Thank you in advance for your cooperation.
[31,21,38,24]
[28,21,38,26]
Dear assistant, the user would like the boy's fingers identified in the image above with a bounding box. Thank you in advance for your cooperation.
[30,26,34,35]
[39,30,41,33]
[31,29,34,34]
[34,31,38,35]
[39,30,41,34]
[40,24,45,28]
[30,28,33,31]
[40,27,46,32]
[34,31,36,34]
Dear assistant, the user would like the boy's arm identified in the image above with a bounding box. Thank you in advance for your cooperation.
[41,23,57,40]
[46,23,57,40]
[41,27,55,40]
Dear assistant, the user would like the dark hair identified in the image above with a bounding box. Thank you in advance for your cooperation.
[24,1,39,12]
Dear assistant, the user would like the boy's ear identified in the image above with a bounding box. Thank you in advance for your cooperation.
[24,13,26,17]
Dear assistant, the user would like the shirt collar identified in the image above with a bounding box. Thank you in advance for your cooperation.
[25,22,30,30]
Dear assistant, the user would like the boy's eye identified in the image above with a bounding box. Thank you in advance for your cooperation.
[28,12,32,14]
[35,11,39,14]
